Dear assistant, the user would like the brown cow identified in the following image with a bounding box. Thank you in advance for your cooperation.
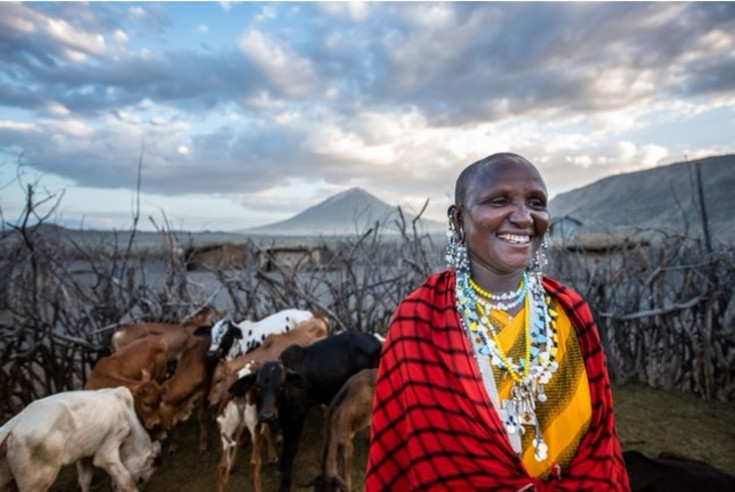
[150,334,213,453]
[214,316,329,492]
[84,336,167,430]
[111,306,224,362]
[300,368,377,492]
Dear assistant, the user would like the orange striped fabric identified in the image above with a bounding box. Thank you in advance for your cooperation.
[488,299,591,478]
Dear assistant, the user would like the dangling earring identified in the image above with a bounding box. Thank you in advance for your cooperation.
[446,207,470,273]
[528,235,549,277]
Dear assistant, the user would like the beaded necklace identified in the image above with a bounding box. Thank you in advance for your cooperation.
[456,271,559,462]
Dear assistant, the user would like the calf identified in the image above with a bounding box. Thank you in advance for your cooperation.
[229,330,382,492]
[300,368,378,492]
[151,334,213,452]
[112,306,224,362]
[624,450,735,492]
[85,337,167,429]
[212,317,329,492]
[0,387,161,492]
[199,308,315,362]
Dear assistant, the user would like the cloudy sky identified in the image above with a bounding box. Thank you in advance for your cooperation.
[1,2,733,231]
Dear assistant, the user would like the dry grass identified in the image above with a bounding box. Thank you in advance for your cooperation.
[614,383,735,474]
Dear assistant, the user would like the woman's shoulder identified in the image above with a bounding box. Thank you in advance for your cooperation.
[542,275,586,306]
[400,269,454,304]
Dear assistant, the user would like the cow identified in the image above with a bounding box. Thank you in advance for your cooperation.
[197,308,315,362]
[300,368,378,492]
[85,337,167,430]
[0,387,161,492]
[150,334,213,453]
[624,450,735,492]
[208,316,330,408]
[111,306,224,362]
[229,330,382,492]
[212,317,329,492]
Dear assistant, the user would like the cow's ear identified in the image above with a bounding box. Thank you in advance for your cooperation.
[140,369,152,382]
[285,370,310,390]
[228,373,256,396]
[230,323,243,339]
[193,325,211,337]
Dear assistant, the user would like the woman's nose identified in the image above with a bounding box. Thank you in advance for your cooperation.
[509,204,532,226]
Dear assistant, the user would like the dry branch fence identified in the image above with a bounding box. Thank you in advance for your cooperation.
[1,213,733,422]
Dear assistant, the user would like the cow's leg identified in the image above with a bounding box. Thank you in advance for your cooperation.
[0,451,15,491]
[263,423,278,464]
[276,414,306,492]
[92,445,138,492]
[343,440,354,492]
[4,442,58,492]
[76,457,94,492]
[198,399,209,453]
[11,464,59,492]
[250,423,263,492]
[217,399,249,492]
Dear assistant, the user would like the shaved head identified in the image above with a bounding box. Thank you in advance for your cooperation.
[454,153,545,207]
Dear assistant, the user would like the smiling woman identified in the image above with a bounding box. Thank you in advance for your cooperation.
[366,153,631,491]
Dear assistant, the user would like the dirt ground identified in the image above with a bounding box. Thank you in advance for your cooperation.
[49,383,735,491]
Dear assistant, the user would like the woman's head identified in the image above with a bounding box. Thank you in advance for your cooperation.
[450,153,549,281]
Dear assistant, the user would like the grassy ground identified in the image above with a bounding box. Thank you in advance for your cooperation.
[49,383,734,491]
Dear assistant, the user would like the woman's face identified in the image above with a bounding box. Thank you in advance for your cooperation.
[456,159,549,279]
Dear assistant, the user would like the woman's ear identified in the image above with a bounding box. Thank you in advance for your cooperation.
[448,205,464,242]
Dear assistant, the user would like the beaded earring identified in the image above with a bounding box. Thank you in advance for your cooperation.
[527,235,549,276]
[446,207,470,273]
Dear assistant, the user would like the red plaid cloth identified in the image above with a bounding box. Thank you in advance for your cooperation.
[365,270,630,491]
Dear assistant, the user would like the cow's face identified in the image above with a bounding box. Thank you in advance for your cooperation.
[134,381,162,429]
[207,320,242,361]
[120,439,161,490]
[228,361,308,424]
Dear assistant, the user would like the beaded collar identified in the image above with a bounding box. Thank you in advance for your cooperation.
[456,271,559,462]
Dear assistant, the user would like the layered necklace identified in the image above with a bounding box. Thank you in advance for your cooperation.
[456,270,559,462]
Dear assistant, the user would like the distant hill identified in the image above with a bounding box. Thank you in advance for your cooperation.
[246,187,445,236]
[549,154,735,242]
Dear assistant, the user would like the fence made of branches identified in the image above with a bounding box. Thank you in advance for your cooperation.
[1,193,733,422]
[548,232,735,402]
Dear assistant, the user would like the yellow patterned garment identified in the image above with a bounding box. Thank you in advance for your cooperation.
[488,298,591,479]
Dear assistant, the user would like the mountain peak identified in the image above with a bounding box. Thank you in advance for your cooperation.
[247,187,443,236]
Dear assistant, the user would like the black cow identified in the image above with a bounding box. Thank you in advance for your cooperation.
[229,330,382,492]
[624,450,735,492]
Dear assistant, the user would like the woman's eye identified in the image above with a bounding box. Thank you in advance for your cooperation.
[529,199,546,209]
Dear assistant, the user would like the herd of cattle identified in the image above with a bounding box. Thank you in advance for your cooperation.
[0,307,382,492]
[2,306,735,492]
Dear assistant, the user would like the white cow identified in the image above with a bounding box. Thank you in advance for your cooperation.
[0,387,161,492]
[198,309,315,361]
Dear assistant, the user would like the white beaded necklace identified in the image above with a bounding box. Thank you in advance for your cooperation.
[456,271,559,462]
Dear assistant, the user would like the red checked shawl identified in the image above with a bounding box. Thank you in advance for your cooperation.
[365,270,630,491]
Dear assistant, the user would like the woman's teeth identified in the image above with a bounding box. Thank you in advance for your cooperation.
[498,234,530,244]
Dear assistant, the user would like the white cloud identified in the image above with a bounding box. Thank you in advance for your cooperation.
[197,24,209,34]
[113,29,128,43]
[255,5,277,22]
[0,3,37,34]
[46,102,70,116]
[0,120,37,132]
[238,29,318,98]
[129,6,144,18]
[614,141,638,162]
